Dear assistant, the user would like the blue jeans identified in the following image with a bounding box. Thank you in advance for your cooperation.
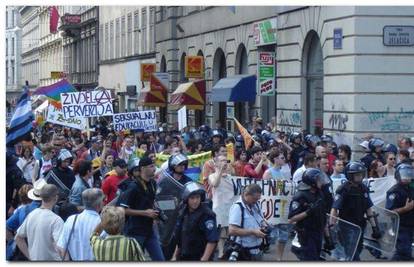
[131,227,165,261]
[392,226,414,261]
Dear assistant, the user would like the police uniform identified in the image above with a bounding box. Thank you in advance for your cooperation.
[386,183,414,260]
[289,183,327,260]
[332,181,373,260]
[174,203,219,261]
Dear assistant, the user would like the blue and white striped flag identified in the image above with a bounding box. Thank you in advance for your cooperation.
[6,86,34,146]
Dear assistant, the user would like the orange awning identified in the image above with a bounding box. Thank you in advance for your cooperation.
[170,80,205,110]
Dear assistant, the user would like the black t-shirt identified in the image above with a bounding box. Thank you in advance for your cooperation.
[119,178,157,237]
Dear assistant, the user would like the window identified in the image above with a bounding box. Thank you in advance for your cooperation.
[105,23,109,60]
[110,21,114,59]
[11,37,14,56]
[134,11,139,55]
[121,16,126,57]
[115,18,120,58]
[127,13,132,56]
[99,24,103,60]
[141,8,147,54]
[149,8,155,52]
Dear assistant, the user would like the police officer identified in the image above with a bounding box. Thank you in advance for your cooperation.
[330,162,382,261]
[386,164,414,261]
[289,132,305,174]
[360,138,385,171]
[288,168,328,261]
[173,182,219,261]
[167,153,193,185]
[204,130,224,151]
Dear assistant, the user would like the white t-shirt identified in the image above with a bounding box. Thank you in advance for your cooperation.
[16,208,64,261]
[292,164,307,185]
[209,174,238,227]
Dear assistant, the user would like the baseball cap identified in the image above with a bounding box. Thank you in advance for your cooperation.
[138,156,154,169]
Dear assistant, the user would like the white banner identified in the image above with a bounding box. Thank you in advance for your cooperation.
[178,106,187,130]
[229,177,294,225]
[61,90,113,118]
[46,105,87,130]
[332,176,396,206]
[113,110,157,132]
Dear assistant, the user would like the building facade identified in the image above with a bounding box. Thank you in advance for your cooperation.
[98,6,156,113]
[19,6,40,90]
[6,6,22,105]
[60,6,99,91]
[156,6,414,156]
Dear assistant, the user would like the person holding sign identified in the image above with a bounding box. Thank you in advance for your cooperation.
[288,168,329,261]
[385,164,414,261]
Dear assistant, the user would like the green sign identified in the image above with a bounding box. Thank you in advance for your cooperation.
[257,52,276,96]
[253,18,277,46]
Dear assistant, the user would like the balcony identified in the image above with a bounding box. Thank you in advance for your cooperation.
[59,13,81,38]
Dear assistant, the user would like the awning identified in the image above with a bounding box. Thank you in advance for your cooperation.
[211,74,256,102]
[138,89,167,107]
[170,80,205,110]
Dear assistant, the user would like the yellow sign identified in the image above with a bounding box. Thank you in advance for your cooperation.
[51,71,64,79]
[141,63,156,82]
[185,56,204,79]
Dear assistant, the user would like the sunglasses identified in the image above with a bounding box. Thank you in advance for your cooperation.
[388,158,396,160]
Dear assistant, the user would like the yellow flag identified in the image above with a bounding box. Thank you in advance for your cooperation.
[226,143,235,163]
[234,117,253,150]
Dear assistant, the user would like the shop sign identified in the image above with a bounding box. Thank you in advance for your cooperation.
[141,63,156,82]
[253,18,277,46]
[383,26,414,46]
[185,56,204,79]
[257,52,276,96]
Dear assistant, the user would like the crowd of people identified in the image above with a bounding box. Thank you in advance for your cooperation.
[5,116,414,261]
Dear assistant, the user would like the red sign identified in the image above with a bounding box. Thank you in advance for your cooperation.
[63,14,81,24]
[141,63,156,82]
[185,56,204,79]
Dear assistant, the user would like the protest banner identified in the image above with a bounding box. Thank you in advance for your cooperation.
[332,176,396,206]
[46,104,87,130]
[178,106,187,130]
[61,90,113,118]
[229,176,295,225]
[113,110,157,132]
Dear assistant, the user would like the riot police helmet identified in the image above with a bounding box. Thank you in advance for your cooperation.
[305,134,321,147]
[344,161,367,183]
[395,163,414,183]
[289,132,302,144]
[384,143,398,155]
[182,181,206,203]
[320,134,333,143]
[301,168,327,188]
[168,153,189,171]
[211,129,223,138]
[368,138,385,153]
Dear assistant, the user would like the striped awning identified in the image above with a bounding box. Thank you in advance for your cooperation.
[170,80,206,110]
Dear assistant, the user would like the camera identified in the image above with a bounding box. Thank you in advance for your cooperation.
[228,242,243,261]
[260,227,272,252]
[155,208,168,223]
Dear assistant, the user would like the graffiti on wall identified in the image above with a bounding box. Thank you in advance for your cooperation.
[361,107,414,131]
[278,104,301,133]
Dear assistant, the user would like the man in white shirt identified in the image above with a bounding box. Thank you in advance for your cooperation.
[15,184,64,261]
[208,155,236,258]
[292,153,317,185]
[57,188,105,261]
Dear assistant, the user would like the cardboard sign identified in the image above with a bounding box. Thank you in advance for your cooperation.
[185,56,204,79]
[229,177,295,225]
[141,63,156,81]
[47,104,87,130]
[178,106,187,130]
[150,72,169,91]
[113,110,157,132]
[257,52,276,96]
[61,90,113,118]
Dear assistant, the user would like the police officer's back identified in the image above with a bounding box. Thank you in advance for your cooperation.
[385,164,414,261]
[173,182,219,261]
[288,168,328,261]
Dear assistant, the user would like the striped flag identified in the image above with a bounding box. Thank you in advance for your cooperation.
[6,87,34,146]
[33,79,76,109]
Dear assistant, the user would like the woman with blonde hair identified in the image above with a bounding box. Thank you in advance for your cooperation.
[90,206,145,261]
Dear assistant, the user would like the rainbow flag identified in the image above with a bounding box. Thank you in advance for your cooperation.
[33,79,76,109]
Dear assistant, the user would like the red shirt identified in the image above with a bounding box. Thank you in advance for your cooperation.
[101,173,128,204]
[244,162,268,180]
[327,153,336,174]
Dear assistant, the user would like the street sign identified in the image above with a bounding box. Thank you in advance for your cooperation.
[383,25,414,46]
[150,72,169,91]
[257,52,276,96]
[140,63,156,81]
[334,28,343,49]
[253,18,277,46]
[185,56,204,79]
